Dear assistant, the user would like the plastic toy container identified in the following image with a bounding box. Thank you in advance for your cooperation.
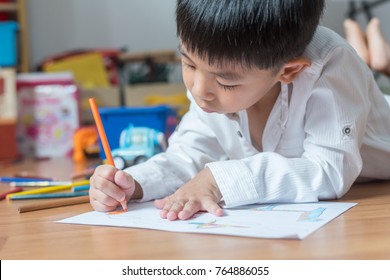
[98,105,176,159]
[17,72,80,158]
[0,21,18,67]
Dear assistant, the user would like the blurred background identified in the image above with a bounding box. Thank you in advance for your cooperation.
[24,0,390,68]
[1,0,390,164]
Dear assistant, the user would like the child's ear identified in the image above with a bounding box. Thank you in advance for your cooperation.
[278,57,311,83]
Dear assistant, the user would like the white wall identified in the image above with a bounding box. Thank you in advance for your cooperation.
[322,0,390,37]
[27,0,178,68]
[27,0,390,69]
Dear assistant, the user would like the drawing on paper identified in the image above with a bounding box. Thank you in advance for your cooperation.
[57,201,357,240]
[251,205,326,222]
[107,210,127,215]
[189,220,249,229]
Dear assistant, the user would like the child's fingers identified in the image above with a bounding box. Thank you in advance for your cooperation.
[114,170,135,200]
[178,199,222,220]
[92,164,117,182]
[166,201,186,220]
[154,197,171,218]
[202,199,224,217]
[159,209,169,219]
[114,170,134,191]
[161,199,182,220]
[90,199,116,212]
[155,197,188,220]
[154,197,167,209]
[91,174,126,203]
[90,189,119,212]
[178,200,201,220]
[89,165,135,212]
[203,199,224,217]
[90,187,119,206]
[155,197,223,220]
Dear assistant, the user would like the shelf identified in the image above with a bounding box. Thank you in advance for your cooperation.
[0,0,29,72]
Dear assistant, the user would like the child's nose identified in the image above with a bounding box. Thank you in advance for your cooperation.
[192,73,215,101]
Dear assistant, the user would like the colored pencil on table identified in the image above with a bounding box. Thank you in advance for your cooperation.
[72,185,90,192]
[6,180,90,200]
[0,187,24,200]
[9,179,90,188]
[0,177,54,183]
[10,192,89,200]
[89,98,127,211]
[18,195,90,213]
[10,180,72,187]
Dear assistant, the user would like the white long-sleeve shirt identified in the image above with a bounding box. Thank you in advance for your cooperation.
[126,26,390,208]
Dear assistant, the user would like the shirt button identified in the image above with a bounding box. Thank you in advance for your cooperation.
[237,131,243,137]
[343,126,352,135]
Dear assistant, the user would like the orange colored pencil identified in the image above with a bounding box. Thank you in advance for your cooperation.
[88,98,114,165]
[88,98,127,211]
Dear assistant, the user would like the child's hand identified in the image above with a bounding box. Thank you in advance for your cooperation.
[89,165,137,212]
[154,167,223,220]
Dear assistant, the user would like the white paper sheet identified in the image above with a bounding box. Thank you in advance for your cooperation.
[58,201,356,239]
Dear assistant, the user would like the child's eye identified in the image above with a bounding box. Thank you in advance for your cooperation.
[183,62,195,70]
[217,82,238,91]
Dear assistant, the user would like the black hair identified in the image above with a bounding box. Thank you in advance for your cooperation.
[176,0,325,70]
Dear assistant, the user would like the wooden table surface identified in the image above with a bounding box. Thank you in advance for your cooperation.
[1,158,390,260]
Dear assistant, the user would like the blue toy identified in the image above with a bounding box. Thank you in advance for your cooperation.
[111,124,167,169]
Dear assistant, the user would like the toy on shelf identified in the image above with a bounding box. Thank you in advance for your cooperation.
[0,21,18,67]
[111,124,166,169]
[73,125,99,163]
[98,105,176,160]
[40,48,121,88]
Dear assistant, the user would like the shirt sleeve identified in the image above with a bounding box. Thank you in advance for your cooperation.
[124,102,226,202]
[207,45,372,208]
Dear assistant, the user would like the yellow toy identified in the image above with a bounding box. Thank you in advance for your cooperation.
[43,52,110,88]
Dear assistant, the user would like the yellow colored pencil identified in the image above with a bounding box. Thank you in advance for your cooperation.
[6,180,90,200]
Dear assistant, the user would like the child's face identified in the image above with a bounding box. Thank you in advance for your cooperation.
[180,44,282,114]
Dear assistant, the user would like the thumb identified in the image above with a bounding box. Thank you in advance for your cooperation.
[114,170,135,199]
[203,198,224,217]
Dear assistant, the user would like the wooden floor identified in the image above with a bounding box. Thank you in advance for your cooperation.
[1,158,390,259]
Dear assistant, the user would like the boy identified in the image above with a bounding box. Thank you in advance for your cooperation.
[90,0,390,221]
